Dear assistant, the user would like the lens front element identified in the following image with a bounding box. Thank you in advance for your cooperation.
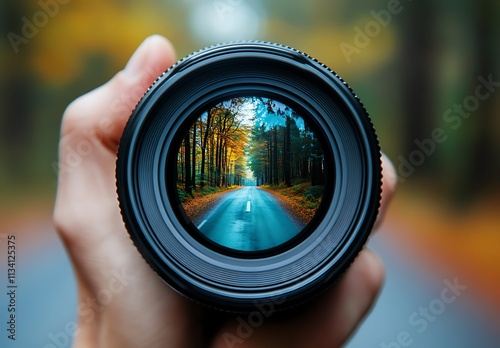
[176,96,328,252]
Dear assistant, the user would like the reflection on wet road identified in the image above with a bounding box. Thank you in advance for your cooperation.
[197,186,302,251]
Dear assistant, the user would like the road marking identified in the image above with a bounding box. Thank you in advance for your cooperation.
[246,201,251,212]
[197,220,207,229]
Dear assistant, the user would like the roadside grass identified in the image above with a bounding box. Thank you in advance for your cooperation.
[260,182,324,224]
[178,185,240,223]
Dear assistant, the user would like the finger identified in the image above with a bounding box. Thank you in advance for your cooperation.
[298,249,385,347]
[374,153,397,230]
[54,35,175,242]
[212,249,384,348]
[60,34,176,154]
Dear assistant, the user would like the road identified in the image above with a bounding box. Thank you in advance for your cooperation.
[3,218,500,347]
[197,186,303,251]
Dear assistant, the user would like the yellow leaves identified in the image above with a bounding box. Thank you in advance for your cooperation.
[266,15,397,77]
[181,186,237,223]
[261,183,321,224]
[302,23,397,76]
[30,2,176,83]
[25,1,399,84]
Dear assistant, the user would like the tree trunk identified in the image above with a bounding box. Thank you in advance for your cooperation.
[456,0,497,203]
[2,1,33,181]
[399,0,438,158]
[191,121,197,189]
[184,132,192,196]
[273,127,279,185]
[284,116,291,186]
[200,109,212,188]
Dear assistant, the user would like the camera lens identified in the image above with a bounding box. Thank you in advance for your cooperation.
[116,42,381,312]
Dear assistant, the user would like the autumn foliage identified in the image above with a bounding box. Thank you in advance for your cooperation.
[178,186,238,224]
[177,97,326,194]
[260,183,323,224]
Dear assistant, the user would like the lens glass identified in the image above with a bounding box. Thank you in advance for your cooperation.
[175,96,329,252]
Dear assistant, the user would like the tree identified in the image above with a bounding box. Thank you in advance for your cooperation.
[247,97,325,188]
[200,109,213,188]
[1,1,34,181]
[398,0,439,162]
[184,132,192,196]
[284,116,292,186]
[178,97,250,191]
[191,120,197,188]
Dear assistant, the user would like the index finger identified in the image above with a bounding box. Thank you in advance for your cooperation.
[59,35,177,154]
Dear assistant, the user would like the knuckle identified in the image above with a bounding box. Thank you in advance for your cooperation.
[60,70,136,140]
[60,94,95,137]
[53,196,88,243]
[53,202,72,240]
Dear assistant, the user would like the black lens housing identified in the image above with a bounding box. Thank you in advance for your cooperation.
[116,41,382,312]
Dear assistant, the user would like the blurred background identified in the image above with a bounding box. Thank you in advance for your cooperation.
[0,0,499,347]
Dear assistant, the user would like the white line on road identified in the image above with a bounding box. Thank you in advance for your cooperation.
[197,220,207,229]
[246,201,251,212]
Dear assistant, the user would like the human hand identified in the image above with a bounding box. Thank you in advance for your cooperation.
[53,35,396,348]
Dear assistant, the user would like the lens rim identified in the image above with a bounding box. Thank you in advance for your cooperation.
[116,41,381,312]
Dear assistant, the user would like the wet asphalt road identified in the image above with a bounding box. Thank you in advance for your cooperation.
[197,186,302,251]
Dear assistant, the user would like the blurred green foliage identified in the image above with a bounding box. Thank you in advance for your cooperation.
[0,0,499,209]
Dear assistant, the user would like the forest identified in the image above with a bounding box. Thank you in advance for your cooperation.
[2,0,498,209]
[176,97,326,197]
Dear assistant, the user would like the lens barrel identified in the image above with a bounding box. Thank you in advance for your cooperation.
[116,41,382,312]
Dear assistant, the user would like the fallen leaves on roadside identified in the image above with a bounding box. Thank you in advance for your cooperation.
[260,183,323,224]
